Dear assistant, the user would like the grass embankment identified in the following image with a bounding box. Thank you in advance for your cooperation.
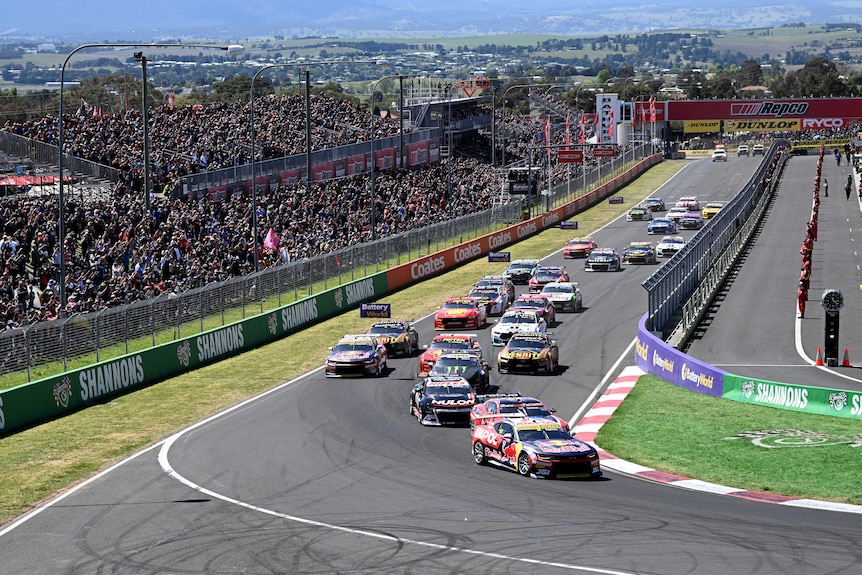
[597,376,862,504]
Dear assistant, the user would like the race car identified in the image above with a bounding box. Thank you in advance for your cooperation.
[527,266,570,293]
[622,241,657,265]
[465,286,509,316]
[540,281,582,312]
[433,297,487,330]
[678,212,704,230]
[584,248,621,272]
[471,418,602,479]
[752,143,765,156]
[474,275,516,302]
[508,293,556,325]
[409,375,477,426]
[470,394,569,431]
[496,332,559,375]
[656,235,686,258]
[701,202,724,219]
[666,206,689,221]
[427,351,490,392]
[675,196,700,211]
[711,148,727,162]
[366,319,419,357]
[647,217,678,235]
[563,237,598,258]
[418,333,482,376]
[503,259,539,284]
[626,205,652,221]
[491,309,547,346]
[641,197,666,212]
[324,334,388,377]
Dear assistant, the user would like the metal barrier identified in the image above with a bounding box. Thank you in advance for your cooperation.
[1,131,123,183]
[642,140,790,341]
[177,129,439,196]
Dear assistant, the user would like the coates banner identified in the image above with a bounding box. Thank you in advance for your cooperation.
[684,120,722,134]
[596,93,619,145]
[635,313,725,397]
[666,98,862,122]
[385,154,662,291]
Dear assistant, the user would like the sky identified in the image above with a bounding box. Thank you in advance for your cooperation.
[4,0,847,43]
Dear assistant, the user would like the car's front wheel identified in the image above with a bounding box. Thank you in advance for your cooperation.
[517,453,532,476]
[473,441,488,465]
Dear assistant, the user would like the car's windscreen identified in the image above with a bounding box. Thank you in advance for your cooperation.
[442,301,474,309]
[542,285,571,294]
[518,428,571,441]
[507,338,546,350]
[429,340,471,350]
[500,315,537,325]
[433,357,479,369]
[333,343,373,353]
[425,383,471,395]
[368,326,402,335]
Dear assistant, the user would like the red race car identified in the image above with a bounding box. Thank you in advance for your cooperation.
[433,297,487,330]
[418,333,482,376]
[470,394,569,431]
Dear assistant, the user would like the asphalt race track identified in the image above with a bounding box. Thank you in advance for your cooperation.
[3,154,862,575]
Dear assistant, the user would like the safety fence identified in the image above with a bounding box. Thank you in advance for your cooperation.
[642,140,790,340]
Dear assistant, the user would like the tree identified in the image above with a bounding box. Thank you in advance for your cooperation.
[737,59,763,87]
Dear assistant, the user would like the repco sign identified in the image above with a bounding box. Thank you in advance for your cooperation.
[730,101,809,117]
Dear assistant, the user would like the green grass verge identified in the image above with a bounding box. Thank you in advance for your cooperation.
[596,376,862,505]
[12,159,854,529]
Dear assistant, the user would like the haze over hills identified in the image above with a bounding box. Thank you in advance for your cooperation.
[5,0,860,42]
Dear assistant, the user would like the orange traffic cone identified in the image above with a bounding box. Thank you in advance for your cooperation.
[843,347,852,367]
[815,346,824,366]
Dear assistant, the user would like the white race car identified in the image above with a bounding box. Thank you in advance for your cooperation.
[491,310,547,346]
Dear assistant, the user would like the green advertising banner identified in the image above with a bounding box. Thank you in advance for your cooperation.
[723,374,862,420]
[0,272,390,437]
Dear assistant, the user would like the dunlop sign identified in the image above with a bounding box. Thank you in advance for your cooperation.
[684,120,721,133]
[724,119,801,131]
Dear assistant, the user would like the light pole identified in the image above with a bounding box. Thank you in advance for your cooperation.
[133,52,151,212]
[57,42,240,313]
[369,73,403,241]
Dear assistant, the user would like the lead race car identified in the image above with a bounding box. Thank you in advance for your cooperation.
[471,417,602,479]
[410,375,477,426]
[324,334,388,377]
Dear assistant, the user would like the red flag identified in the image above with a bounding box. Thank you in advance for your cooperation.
[579,113,586,144]
[641,103,648,123]
[565,114,570,150]
[631,103,637,130]
[264,227,280,250]
[544,116,550,154]
[649,97,657,123]
[607,108,615,139]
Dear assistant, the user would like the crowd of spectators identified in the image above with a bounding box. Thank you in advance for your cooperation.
[0,90,602,327]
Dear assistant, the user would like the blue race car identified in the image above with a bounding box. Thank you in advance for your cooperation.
[647,217,678,235]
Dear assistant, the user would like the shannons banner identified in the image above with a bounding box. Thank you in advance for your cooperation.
[0,273,389,437]
[635,313,861,419]
[723,375,862,420]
